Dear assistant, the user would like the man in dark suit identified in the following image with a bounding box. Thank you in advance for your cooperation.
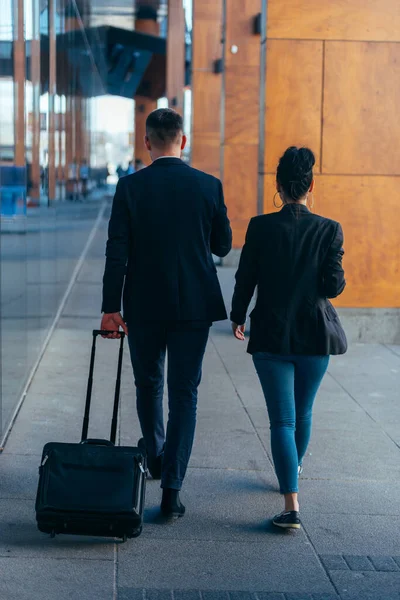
[101,109,232,519]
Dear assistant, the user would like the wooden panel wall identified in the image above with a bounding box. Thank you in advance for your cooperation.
[323,42,400,175]
[264,40,323,173]
[268,0,400,42]
[191,0,224,178]
[223,0,261,246]
[134,18,158,165]
[166,0,185,115]
[191,0,400,307]
[262,0,400,307]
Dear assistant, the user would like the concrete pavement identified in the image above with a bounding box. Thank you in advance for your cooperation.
[0,202,399,600]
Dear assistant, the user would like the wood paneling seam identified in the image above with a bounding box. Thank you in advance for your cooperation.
[320,40,326,173]
[257,0,268,215]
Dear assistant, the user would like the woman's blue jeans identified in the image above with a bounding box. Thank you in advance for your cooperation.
[253,352,329,494]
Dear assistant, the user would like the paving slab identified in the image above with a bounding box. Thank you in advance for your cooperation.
[118,539,333,594]
[387,345,400,357]
[4,390,118,455]
[141,468,286,542]
[0,453,42,498]
[368,556,400,572]
[0,499,115,560]
[343,556,374,571]
[304,423,400,482]
[63,281,103,317]
[0,556,114,600]
[77,258,105,283]
[189,429,269,471]
[330,570,400,599]
[302,514,400,555]
[256,594,286,600]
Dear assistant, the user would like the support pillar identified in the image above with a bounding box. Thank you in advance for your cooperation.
[166,0,185,115]
[191,0,224,178]
[48,0,57,202]
[57,112,63,182]
[222,0,262,246]
[30,0,41,200]
[74,95,83,165]
[14,0,25,167]
[65,95,74,178]
[134,13,159,165]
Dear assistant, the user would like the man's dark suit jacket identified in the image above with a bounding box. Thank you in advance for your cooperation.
[102,157,232,324]
[231,203,347,356]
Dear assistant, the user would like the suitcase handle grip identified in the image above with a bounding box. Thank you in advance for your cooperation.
[93,330,126,338]
[81,439,115,447]
[81,332,125,444]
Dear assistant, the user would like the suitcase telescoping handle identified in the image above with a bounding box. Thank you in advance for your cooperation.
[81,330,126,445]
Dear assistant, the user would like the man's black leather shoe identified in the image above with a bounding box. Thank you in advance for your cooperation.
[161,489,186,519]
[138,438,163,480]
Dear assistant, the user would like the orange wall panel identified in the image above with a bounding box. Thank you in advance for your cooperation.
[167,0,185,114]
[323,41,400,175]
[268,0,400,42]
[194,0,223,21]
[225,145,259,247]
[225,67,260,145]
[192,71,222,134]
[225,0,261,68]
[265,174,400,308]
[224,0,261,248]
[192,0,223,177]
[192,13,223,71]
[191,133,220,176]
[263,174,281,214]
[265,40,323,173]
[316,175,400,308]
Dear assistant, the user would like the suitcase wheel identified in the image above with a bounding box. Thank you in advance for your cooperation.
[121,534,128,543]
[50,530,56,539]
[131,526,143,539]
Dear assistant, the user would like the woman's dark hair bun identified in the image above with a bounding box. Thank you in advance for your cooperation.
[276,146,315,202]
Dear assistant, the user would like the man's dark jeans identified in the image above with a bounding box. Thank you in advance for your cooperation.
[128,322,210,490]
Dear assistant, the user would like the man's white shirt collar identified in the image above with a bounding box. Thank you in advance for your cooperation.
[153,156,180,161]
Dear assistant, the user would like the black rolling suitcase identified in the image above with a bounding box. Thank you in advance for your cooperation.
[35,330,147,542]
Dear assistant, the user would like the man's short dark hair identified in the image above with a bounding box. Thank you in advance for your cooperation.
[146,108,183,147]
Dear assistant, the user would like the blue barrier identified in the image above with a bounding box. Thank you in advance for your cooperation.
[0,166,27,217]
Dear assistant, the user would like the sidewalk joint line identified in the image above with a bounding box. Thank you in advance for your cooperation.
[208,335,274,470]
[383,343,400,359]
[327,371,400,452]
[113,542,119,600]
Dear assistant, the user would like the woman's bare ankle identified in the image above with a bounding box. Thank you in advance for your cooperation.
[284,492,299,512]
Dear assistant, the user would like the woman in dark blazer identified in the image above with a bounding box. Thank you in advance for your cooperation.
[231,146,347,530]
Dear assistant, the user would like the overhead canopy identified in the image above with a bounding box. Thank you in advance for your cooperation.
[0,26,166,100]
[57,26,166,99]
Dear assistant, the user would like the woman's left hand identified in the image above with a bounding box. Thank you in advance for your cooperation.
[232,322,246,341]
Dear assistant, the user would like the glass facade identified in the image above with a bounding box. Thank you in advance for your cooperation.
[0,0,108,439]
[0,0,191,440]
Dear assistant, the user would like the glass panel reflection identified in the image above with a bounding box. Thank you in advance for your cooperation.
[0,0,110,440]
[1,0,177,441]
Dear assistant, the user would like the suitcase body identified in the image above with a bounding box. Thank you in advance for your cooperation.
[35,330,147,541]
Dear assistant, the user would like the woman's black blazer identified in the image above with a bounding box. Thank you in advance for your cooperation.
[231,204,347,356]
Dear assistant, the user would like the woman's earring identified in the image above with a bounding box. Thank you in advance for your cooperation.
[273,192,283,209]
[308,193,315,210]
